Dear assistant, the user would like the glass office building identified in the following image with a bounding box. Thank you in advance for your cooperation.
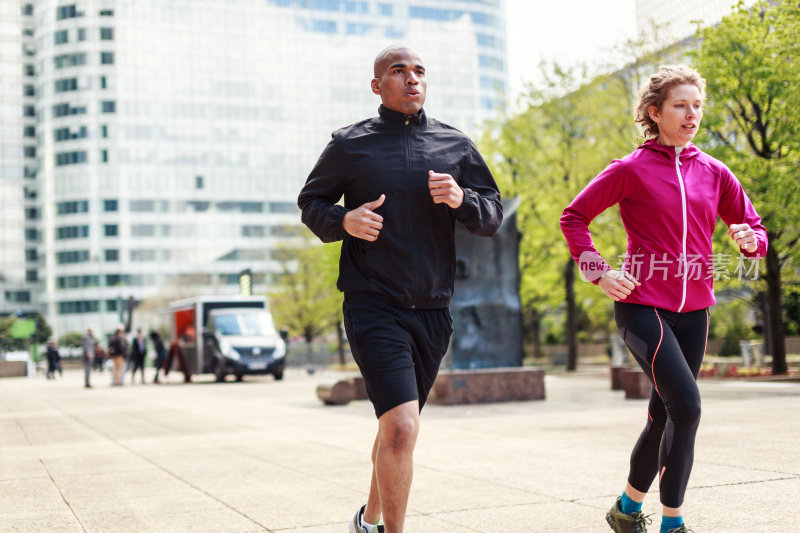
[3,0,507,336]
[0,2,38,317]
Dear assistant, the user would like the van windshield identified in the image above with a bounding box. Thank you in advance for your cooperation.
[211,311,274,336]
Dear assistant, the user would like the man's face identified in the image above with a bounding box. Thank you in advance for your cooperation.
[371,49,426,115]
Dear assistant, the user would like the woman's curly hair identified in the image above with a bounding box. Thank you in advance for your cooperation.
[634,65,706,138]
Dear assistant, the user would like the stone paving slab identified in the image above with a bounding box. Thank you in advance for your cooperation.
[1,367,798,532]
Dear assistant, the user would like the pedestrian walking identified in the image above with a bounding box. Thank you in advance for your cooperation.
[45,340,62,379]
[129,329,147,384]
[298,45,502,533]
[150,331,166,384]
[108,327,128,386]
[82,328,96,388]
[560,65,767,533]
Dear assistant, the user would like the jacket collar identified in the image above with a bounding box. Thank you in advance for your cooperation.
[378,104,426,127]
[640,138,701,162]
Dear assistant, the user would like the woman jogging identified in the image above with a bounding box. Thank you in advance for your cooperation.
[560,65,767,533]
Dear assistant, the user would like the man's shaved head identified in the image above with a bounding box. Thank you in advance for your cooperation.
[373,45,422,77]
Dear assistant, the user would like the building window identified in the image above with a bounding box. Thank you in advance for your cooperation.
[24,105,35,117]
[130,200,154,212]
[54,78,78,93]
[130,249,156,262]
[24,64,35,76]
[101,100,115,113]
[131,224,155,237]
[54,30,68,44]
[57,200,89,214]
[77,28,86,41]
[26,270,38,282]
[100,52,114,64]
[55,151,87,166]
[54,53,87,69]
[56,225,89,239]
[56,250,90,264]
[23,126,36,137]
[218,201,264,213]
[478,55,504,71]
[100,149,108,163]
[378,3,392,15]
[25,228,38,240]
[22,4,33,16]
[269,201,297,214]
[56,5,79,20]
[103,199,117,212]
[25,208,38,220]
[24,167,37,178]
[99,76,107,89]
[100,27,114,40]
[54,126,87,141]
[23,85,35,96]
[104,224,118,237]
[311,20,337,33]
[100,125,108,138]
[26,249,38,261]
[242,225,266,237]
[59,301,100,314]
[5,291,31,303]
[99,9,114,16]
[105,299,118,311]
[104,249,119,261]
[195,175,204,189]
[24,146,36,158]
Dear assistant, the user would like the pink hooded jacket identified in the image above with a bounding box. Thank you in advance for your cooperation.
[560,139,768,313]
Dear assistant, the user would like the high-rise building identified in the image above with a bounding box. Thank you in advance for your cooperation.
[2,0,507,336]
[635,0,757,46]
[0,2,38,317]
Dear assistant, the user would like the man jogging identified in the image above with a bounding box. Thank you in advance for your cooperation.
[298,45,502,533]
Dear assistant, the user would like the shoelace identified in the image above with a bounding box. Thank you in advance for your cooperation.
[630,511,654,533]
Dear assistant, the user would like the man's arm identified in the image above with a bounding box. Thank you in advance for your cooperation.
[452,139,503,237]
[298,137,349,243]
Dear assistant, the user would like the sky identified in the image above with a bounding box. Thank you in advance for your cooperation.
[504,0,638,103]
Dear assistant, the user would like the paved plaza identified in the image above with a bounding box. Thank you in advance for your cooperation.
[1,366,798,532]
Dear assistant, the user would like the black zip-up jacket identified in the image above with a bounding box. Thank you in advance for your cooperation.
[298,105,503,309]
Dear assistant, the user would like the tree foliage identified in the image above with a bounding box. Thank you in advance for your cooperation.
[481,63,638,367]
[692,0,800,373]
[269,231,342,344]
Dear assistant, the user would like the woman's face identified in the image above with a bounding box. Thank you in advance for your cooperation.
[649,83,704,147]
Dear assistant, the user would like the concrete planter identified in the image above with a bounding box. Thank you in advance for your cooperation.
[622,369,652,399]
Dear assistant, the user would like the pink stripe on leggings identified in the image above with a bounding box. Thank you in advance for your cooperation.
[652,308,664,397]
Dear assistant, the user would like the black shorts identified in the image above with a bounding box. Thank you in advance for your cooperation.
[343,297,453,418]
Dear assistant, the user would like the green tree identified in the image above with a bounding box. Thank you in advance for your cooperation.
[692,0,800,374]
[0,317,26,352]
[270,233,343,366]
[482,63,635,369]
[58,332,84,348]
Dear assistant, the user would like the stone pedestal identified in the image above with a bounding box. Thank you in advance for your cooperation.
[428,367,545,406]
[610,366,630,391]
[0,361,26,378]
[316,379,355,405]
[349,375,368,400]
[622,369,652,399]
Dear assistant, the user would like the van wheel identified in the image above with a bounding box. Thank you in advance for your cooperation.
[214,359,226,382]
[273,367,284,381]
[235,373,244,382]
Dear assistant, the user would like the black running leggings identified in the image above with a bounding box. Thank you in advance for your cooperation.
[615,302,709,508]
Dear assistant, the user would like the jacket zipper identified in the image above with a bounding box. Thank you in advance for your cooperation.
[674,149,688,312]
[402,118,419,309]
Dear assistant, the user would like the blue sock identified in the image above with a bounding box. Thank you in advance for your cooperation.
[661,515,684,532]
[620,492,642,515]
